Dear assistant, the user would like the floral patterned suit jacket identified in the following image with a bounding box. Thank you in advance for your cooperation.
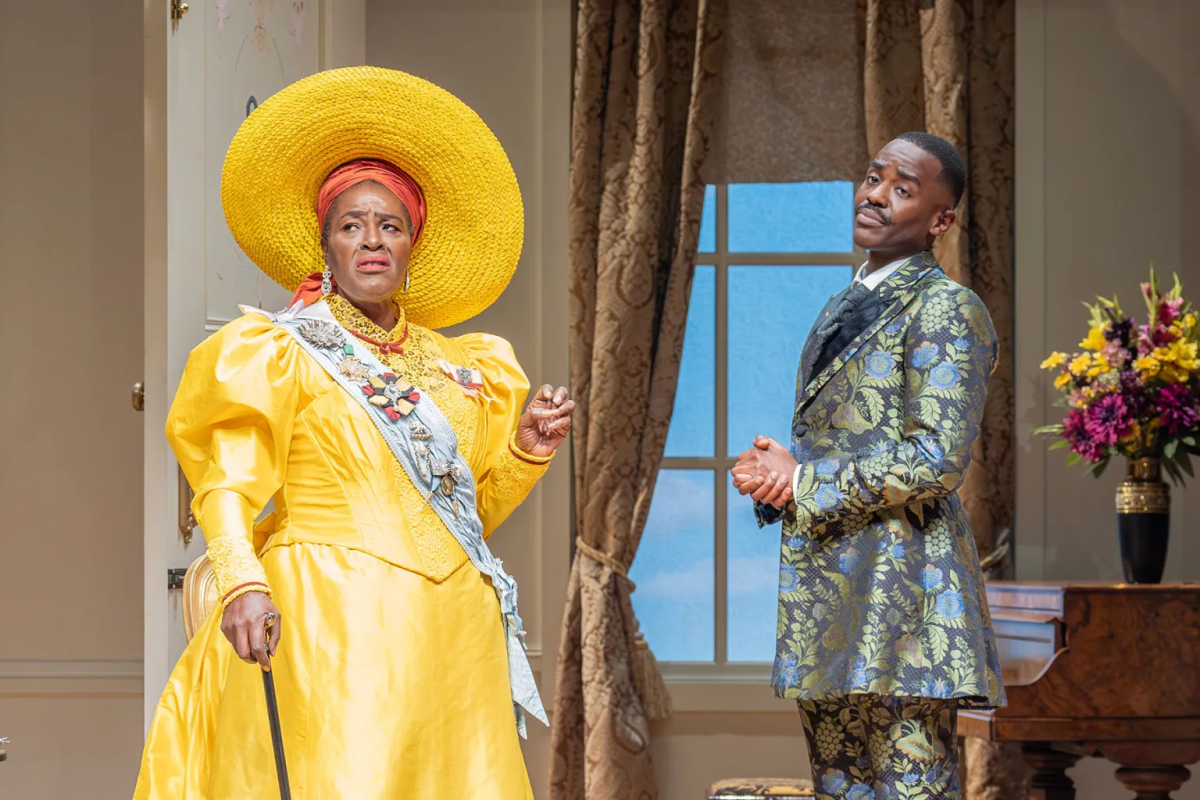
[765,252,1006,708]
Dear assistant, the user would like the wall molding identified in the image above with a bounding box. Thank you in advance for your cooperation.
[0,660,143,698]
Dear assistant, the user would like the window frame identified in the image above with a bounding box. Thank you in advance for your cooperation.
[653,183,865,686]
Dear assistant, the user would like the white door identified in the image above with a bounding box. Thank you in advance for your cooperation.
[143,0,363,727]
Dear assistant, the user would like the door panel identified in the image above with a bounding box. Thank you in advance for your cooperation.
[147,0,363,707]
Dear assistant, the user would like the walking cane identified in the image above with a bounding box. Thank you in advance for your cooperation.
[261,612,292,800]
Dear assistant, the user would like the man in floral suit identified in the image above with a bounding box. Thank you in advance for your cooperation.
[732,132,1006,800]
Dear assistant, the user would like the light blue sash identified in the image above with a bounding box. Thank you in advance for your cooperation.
[257,301,545,736]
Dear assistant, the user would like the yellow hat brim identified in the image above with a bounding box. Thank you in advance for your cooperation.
[221,66,523,330]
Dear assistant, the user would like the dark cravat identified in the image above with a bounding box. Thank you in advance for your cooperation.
[800,282,882,388]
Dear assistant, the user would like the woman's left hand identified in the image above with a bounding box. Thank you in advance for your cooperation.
[515,385,575,458]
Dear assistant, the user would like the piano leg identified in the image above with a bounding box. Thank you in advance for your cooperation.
[1099,743,1200,799]
[1114,766,1191,799]
[1020,744,1082,800]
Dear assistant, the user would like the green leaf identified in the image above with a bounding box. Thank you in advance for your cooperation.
[1165,439,1179,459]
[928,625,950,663]
[1177,449,1194,479]
[1182,436,1195,447]
[1066,452,1082,467]
[1163,456,1183,486]
[1048,439,1070,451]
[1086,458,1110,479]
[1033,424,1065,436]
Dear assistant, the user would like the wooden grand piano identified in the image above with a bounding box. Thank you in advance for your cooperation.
[960,582,1200,799]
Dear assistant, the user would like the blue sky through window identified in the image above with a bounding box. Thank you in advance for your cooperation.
[631,182,857,664]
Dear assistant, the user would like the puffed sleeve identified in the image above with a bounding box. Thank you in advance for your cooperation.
[166,313,300,604]
[453,333,553,539]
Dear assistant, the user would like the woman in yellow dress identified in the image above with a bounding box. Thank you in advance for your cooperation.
[134,67,572,798]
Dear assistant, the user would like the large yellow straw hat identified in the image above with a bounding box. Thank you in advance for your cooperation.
[222,66,523,330]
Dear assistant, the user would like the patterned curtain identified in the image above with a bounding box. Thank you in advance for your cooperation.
[862,1,1025,797]
[547,1,724,798]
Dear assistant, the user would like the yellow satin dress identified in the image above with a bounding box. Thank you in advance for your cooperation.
[134,296,550,799]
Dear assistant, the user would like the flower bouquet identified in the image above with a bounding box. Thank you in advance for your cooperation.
[1036,269,1198,582]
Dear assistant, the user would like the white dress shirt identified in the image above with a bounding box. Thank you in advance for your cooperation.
[852,256,908,291]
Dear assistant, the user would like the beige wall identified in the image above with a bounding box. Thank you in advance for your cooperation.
[0,0,146,796]
[1015,0,1200,796]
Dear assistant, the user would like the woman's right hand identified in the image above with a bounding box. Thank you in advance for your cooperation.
[221,591,282,671]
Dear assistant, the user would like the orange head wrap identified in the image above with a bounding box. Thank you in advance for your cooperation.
[317,159,427,243]
[290,159,428,308]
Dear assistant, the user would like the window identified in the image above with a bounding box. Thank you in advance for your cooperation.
[629,182,861,678]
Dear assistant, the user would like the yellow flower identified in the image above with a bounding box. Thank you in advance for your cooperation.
[1135,356,1161,377]
[1080,327,1107,351]
[1169,339,1200,371]
[1161,365,1187,384]
[1154,346,1174,363]
[1054,372,1071,388]
[1068,354,1091,376]
[1040,352,1068,370]
[1087,355,1110,378]
[1185,313,1197,329]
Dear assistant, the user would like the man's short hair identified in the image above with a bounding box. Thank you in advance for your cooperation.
[896,131,965,207]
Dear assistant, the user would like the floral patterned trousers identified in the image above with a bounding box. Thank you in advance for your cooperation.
[798,695,960,800]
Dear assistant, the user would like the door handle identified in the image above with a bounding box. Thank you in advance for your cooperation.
[179,466,197,545]
[132,381,145,411]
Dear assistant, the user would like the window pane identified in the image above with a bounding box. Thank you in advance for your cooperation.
[698,185,716,253]
[629,470,715,662]
[728,182,854,253]
[663,266,715,457]
[727,265,854,455]
[726,481,780,662]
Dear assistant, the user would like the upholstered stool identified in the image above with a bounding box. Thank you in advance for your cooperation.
[707,777,814,799]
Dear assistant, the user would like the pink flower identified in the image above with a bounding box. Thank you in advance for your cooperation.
[1149,324,1175,347]
[1159,298,1184,326]
[1084,393,1132,447]
[1155,383,1199,436]
[1063,410,1105,462]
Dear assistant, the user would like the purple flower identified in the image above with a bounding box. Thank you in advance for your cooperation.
[1105,318,1133,345]
[1063,410,1105,462]
[1156,383,1199,436]
[1084,393,1132,446]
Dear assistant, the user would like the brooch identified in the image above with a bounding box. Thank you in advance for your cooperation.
[430,458,464,517]
[298,320,345,350]
[409,422,433,478]
[361,372,421,421]
[438,359,485,398]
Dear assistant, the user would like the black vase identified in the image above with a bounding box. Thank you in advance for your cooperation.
[1115,457,1171,584]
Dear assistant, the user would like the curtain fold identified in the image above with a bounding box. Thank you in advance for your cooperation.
[863,1,1023,797]
[548,1,724,797]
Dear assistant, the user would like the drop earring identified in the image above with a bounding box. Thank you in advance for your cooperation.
[321,267,333,295]
[404,269,411,294]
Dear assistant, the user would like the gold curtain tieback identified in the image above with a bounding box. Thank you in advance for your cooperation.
[575,537,631,581]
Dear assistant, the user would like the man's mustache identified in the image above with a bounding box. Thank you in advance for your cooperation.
[855,202,890,225]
